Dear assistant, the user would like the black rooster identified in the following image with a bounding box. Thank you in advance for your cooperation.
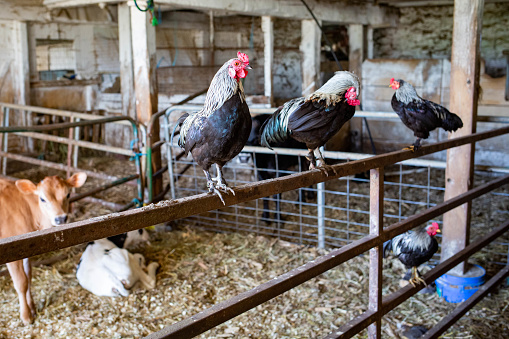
[260,71,360,175]
[173,52,252,204]
[383,222,440,287]
[390,78,463,151]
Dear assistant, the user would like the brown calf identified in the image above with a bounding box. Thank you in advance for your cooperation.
[0,172,87,325]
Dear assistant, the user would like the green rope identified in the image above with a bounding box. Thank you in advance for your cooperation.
[133,0,159,26]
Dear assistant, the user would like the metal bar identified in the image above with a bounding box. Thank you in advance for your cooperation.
[0,151,120,181]
[0,102,136,127]
[329,219,509,339]
[368,168,384,339]
[1,107,8,175]
[11,131,134,156]
[0,116,136,133]
[0,130,507,262]
[422,264,509,339]
[69,174,139,203]
[66,116,74,178]
[145,235,378,339]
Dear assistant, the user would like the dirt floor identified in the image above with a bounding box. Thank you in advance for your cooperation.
[0,156,508,338]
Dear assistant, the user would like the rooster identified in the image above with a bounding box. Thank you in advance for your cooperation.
[172,52,252,204]
[390,78,463,151]
[260,71,360,175]
[383,222,440,287]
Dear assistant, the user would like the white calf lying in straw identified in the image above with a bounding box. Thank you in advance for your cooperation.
[76,230,159,297]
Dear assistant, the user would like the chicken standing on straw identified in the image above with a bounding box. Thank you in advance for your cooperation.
[172,52,252,204]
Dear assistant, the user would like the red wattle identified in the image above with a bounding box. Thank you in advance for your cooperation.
[347,99,360,106]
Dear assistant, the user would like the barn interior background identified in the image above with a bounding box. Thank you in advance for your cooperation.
[0,0,508,338]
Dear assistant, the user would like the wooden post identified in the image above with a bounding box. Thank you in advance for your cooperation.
[368,167,384,339]
[209,11,215,67]
[348,24,365,152]
[13,21,31,151]
[130,4,163,200]
[262,16,274,107]
[300,19,321,96]
[367,27,374,60]
[118,4,136,120]
[348,24,364,79]
[441,0,484,275]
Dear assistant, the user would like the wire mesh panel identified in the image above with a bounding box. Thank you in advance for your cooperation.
[167,144,509,266]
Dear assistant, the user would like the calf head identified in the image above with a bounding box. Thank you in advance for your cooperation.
[15,172,87,227]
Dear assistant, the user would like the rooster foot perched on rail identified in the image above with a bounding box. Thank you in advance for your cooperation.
[408,267,427,287]
[403,138,422,153]
[307,149,338,177]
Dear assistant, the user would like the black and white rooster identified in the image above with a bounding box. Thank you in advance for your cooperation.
[383,222,441,287]
[172,52,252,204]
[390,78,463,151]
[260,71,360,175]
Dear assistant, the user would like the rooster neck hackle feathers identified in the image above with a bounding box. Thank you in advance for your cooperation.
[393,227,434,254]
[177,59,246,148]
[306,71,360,107]
[395,80,423,105]
[202,59,245,116]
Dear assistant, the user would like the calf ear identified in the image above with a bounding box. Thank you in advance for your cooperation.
[15,180,37,195]
[67,172,87,188]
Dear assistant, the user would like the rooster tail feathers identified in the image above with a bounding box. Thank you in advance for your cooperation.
[171,113,190,149]
[260,99,301,148]
[442,111,463,132]
[383,240,392,258]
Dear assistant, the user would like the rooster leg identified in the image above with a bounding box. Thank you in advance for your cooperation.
[408,266,427,287]
[204,170,226,205]
[214,164,235,196]
[306,149,317,170]
[315,148,337,176]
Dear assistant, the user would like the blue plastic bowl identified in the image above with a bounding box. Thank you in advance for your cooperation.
[436,265,486,303]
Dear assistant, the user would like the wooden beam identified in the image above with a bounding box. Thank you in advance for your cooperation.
[441,0,484,275]
[261,16,274,106]
[348,24,364,80]
[300,19,321,97]
[130,4,163,199]
[118,4,136,120]
[44,0,399,26]
[12,21,30,106]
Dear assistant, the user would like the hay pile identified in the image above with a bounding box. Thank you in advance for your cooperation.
[0,157,508,338]
[0,228,508,338]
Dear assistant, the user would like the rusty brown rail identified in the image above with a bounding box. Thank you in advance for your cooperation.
[0,126,507,338]
[0,126,507,265]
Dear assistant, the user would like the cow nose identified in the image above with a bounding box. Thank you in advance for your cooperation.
[54,215,68,225]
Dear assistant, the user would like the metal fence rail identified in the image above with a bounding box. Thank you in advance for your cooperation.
[0,102,145,209]
[0,126,508,339]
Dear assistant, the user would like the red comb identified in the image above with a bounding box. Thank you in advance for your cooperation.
[237,51,249,64]
[432,222,439,228]
[390,77,395,83]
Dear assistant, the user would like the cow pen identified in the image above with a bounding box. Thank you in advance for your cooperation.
[0,117,508,338]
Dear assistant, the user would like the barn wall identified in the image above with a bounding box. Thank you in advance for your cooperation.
[373,3,509,77]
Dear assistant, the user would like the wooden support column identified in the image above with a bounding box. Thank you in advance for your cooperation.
[262,16,274,106]
[349,24,365,152]
[300,19,321,96]
[441,0,484,275]
[209,11,215,67]
[13,21,31,152]
[13,21,30,106]
[130,4,163,200]
[367,27,374,60]
[118,4,136,120]
[368,167,384,339]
